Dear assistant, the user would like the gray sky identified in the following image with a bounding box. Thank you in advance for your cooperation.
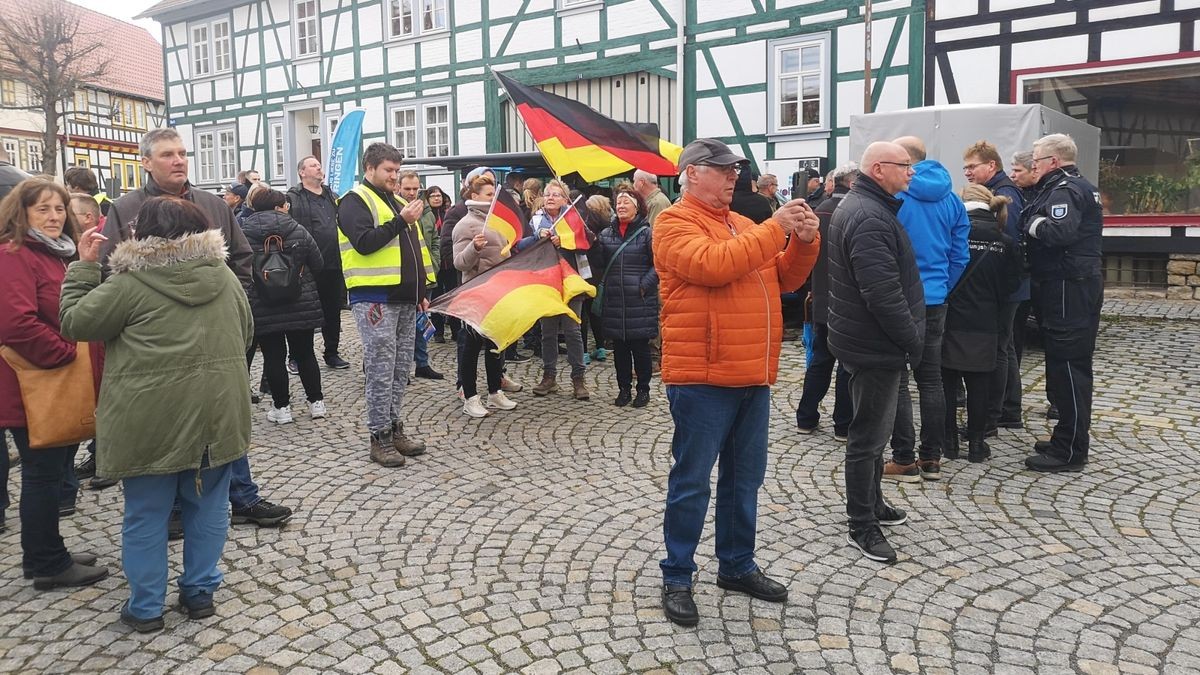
[72,0,163,42]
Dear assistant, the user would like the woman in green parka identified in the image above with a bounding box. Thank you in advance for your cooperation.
[59,196,253,633]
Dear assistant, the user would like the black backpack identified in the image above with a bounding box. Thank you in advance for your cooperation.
[252,233,303,303]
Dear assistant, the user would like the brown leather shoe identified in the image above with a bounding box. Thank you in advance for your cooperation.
[571,376,590,400]
[392,422,427,457]
[369,429,406,468]
[882,460,921,483]
[532,374,558,396]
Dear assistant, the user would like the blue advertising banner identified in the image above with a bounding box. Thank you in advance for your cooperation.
[326,109,365,198]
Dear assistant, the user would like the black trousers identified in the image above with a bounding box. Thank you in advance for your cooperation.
[458,327,503,399]
[844,365,905,529]
[988,301,1021,425]
[1036,276,1103,464]
[612,338,652,393]
[259,330,323,408]
[944,368,991,436]
[580,299,606,353]
[313,269,347,358]
[2,428,76,577]
[433,268,461,338]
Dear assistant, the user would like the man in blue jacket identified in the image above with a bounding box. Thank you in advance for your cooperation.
[883,136,969,482]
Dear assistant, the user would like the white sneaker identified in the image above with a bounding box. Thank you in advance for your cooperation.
[267,405,293,424]
[309,400,327,419]
[500,376,523,393]
[487,391,518,410]
[462,395,490,418]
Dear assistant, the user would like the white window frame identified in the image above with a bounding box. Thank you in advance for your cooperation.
[391,106,418,159]
[26,140,43,173]
[385,0,449,41]
[195,125,238,184]
[767,33,831,138]
[293,0,320,58]
[190,17,232,78]
[2,139,18,165]
[387,98,453,160]
[556,0,603,15]
[270,121,285,180]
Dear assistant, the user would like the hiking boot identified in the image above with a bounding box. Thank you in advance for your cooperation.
[1025,452,1086,473]
[571,376,590,400]
[370,429,406,468]
[877,503,908,527]
[967,438,991,463]
[917,459,941,481]
[532,374,558,396]
[178,591,216,619]
[120,602,164,633]
[500,376,523,393]
[24,553,98,580]
[662,584,699,627]
[614,389,632,407]
[415,365,444,380]
[847,525,897,563]
[231,500,293,527]
[631,391,650,408]
[32,561,109,591]
[392,422,427,457]
[463,395,490,418]
[486,391,518,410]
[75,455,96,480]
[882,461,921,483]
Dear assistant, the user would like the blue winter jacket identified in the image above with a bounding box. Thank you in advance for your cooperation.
[897,160,970,306]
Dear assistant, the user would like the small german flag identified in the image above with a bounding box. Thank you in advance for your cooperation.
[485,186,526,256]
[428,238,596,350]
[553,196,591,251]
[495,71,682,182]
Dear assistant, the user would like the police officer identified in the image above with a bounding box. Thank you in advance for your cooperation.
[1021,133,1103,473]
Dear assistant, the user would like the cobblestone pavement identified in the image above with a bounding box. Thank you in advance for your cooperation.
[2,312,1199,674]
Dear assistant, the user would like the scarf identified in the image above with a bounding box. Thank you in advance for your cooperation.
[28,228,77,259]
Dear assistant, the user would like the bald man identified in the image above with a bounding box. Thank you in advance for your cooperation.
[827,141,925,564]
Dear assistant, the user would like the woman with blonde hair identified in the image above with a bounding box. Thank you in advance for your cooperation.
[941,184,1021,463]
[521,178,544,221]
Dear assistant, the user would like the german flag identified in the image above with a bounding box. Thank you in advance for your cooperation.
[428,239,596,351]
[495,71,683,182]
[485,186,525,256]
[553,197,591,251]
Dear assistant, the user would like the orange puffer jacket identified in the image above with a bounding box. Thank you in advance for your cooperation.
[654,193,819,387]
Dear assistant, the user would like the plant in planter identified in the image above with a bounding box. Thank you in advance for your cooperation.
[1123,173,1188,214]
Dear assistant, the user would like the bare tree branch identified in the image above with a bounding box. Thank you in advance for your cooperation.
[0,0,112,175]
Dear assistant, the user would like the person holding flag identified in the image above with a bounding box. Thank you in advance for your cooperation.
[514,180,594,400]
[451,174,521,418]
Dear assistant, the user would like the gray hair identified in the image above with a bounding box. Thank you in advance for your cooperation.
[140,128,183,157]
[1011,151,1034,170]
[678,171,690,191]
[1034,134,1077,163]
[633,169,658,183]
[832,162,859,188]
[757,173,778,189]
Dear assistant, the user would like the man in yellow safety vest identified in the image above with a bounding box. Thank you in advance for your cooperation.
[336,143,433,468]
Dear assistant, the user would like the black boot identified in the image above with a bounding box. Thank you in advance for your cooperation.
[943,430,960,460]
[967,435,991,463]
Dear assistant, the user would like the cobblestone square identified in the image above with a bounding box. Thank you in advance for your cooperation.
[1,302,1199,673]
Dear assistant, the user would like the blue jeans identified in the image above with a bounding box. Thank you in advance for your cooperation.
[414,322,430,368]
[3,428,77,576]
[661,384,770,587]
[173,454,258,517]
[122,461,232,620]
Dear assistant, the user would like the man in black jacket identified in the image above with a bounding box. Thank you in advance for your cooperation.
[1021,134,1103,473]
[729,169,774,224]
[288,156,350,369]
[796,163,857,438]
[828,142,924,564]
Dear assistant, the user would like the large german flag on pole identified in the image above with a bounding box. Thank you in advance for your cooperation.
[428,239,596,351]
[495,70,683,182]
[484,186,525,256]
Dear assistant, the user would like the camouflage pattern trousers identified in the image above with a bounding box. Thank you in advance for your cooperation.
[351,302,416,434]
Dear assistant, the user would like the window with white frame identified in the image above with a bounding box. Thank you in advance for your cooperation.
[557,0,600,9]
[26,140,43,173]
[196,127,238,183]
[191,18,232,77]
[769,34,829,134]
[389,100,452,159]
[294,0,319,57]
[2,139,18,165]
[271,122,285,179]
[387,0,448,40]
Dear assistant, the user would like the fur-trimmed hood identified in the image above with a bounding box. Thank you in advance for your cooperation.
[106,229,232,306]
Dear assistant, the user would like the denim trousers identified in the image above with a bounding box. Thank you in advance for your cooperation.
[172,453,258,517]
[123,460,232,620]
[795,322,852,432]
[2,429,77,576]
[891,304,946,463]
[414,321,430,368]
[845,366,905,529]
[661,384,770,587]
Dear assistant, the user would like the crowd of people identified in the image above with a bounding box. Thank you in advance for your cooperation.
[0,124,1102,632]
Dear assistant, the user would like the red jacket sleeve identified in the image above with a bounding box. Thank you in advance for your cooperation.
[0,250,76,368]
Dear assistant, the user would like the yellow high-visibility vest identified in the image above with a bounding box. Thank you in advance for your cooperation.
[338,184,436,289]
[93,193,111,207]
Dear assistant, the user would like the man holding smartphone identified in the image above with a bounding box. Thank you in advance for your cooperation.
[398,171,444,380]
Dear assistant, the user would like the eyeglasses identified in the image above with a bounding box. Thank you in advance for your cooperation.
[699,163,743,177]
[879,161,913,170]
[1033,156,1055,164]
[963,162,985,171]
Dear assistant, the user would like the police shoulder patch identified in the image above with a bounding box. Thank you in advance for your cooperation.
[1050,203,1069,219]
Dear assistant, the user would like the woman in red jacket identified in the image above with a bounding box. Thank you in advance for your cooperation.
[0,177,108,590]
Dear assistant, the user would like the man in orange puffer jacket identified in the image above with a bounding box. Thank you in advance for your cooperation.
[655,139,820,627]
